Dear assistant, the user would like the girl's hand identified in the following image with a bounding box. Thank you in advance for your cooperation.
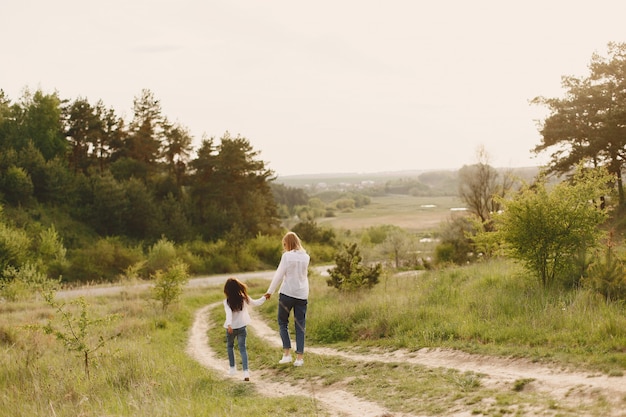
[264,293,271,300]
[227,326,233,334]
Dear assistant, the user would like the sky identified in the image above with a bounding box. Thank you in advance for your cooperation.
[2,1,626,177]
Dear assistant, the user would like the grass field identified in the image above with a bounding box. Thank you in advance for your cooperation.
[3,261,626,416]
[317,195,466,233]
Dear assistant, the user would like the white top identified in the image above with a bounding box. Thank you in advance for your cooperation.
[266,249,310,300]
[223,296,265,330]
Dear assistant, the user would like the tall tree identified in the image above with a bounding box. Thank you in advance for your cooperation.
[115,89,164,179]
[533,42,626,204]
[189,132,279,239]
[65,98,97,174]
[162,119,193,188]
[7,89,66,161]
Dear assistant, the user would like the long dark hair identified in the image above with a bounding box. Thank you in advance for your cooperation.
[224,277,249,312]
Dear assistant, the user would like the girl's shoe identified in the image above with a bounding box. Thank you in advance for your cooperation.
[229,367,236,375]
[294,358,304,367]
[243,370,250,381]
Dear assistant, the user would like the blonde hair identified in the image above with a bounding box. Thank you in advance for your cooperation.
[282,231,304,252]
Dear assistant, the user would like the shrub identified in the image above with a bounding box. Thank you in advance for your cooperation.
[66,237,143,283]
[151,259,189,312]
[145,237,177,277]
[327,243,382,291]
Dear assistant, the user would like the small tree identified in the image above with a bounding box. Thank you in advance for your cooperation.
[495,165,612,288]
[151,259,189,312]
[457,146,514,231]
[41,292,119,379]
[327,243,382,291]
[583,234,626,301]
[379,228,413,269]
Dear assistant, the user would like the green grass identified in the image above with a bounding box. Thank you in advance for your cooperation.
[2,259,626,416]
[292,259,626,374]
[0,288,319,417]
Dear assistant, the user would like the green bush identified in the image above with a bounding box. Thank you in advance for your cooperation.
[66,237,143,283]
[145,237,178,277]
[151,259,189,312]
[327,243,382,291]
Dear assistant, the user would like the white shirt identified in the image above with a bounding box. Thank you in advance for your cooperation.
[266,249,310,300]
[223,296,265,330]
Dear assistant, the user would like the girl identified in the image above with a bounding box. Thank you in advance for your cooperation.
[223,277,265,381]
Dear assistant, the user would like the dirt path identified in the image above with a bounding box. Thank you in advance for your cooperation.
[186,302,626,417]
[186,303,408,417]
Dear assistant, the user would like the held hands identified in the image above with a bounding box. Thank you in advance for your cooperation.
[264,293,271,300]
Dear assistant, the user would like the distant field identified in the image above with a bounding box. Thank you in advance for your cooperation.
[317,195,466,233]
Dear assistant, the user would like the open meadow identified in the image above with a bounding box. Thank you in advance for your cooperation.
[2,262,626,417]
[317,195,466,234]
[2,193,626,416]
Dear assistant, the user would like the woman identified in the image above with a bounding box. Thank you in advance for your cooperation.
[264,231,310,367]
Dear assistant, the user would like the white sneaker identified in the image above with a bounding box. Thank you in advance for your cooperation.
[294,359,304,367]
[228,367,236,376]
[243,370,250,381]
[278,355,292,364]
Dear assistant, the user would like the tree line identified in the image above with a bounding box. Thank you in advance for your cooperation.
[0,88,285,243]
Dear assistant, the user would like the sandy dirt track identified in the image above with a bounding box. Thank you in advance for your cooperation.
[186,302,626,417]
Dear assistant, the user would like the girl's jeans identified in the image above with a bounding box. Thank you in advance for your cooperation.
[226,326,248,371]
[278,293,308,354]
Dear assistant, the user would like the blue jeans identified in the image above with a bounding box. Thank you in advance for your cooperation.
[226,326,249,371]
[278,293,307,354]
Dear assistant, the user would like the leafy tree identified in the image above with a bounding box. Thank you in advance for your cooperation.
[1,262,58,301]
[435,214,479,265]
[533,42,626,205]
[8,89,66,160]
[1,166,34,205]
[327,243,382,291]
[380,227,414,269]
[0,217,31,276]
[495,165,612,288]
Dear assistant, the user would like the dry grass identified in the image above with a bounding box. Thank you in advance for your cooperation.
[317,195,465,233]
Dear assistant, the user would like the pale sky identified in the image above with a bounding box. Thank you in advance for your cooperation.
[2,1,626,176]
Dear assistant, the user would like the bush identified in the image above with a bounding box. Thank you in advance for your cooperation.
[66,237,143,283]
[327,243,382,291]
[145,237,178,277]
[151,259,189,312]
